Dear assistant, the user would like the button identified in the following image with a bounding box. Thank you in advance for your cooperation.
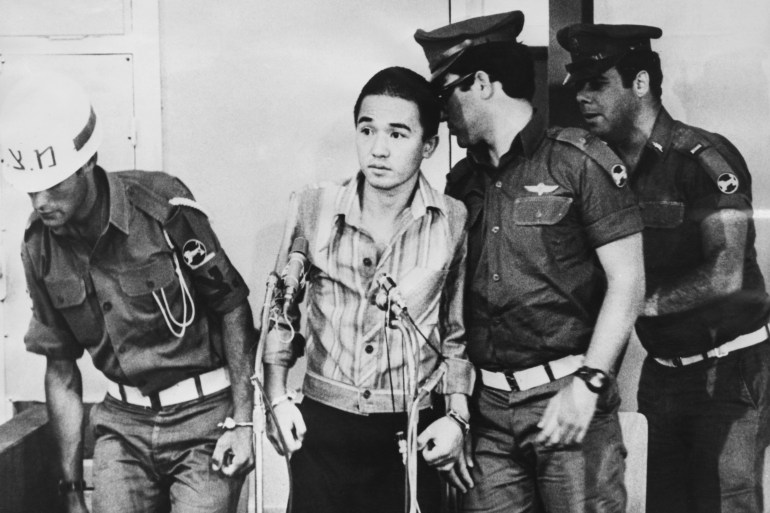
[495,181,502,188]
[491,226,500,234]
[103,302,113,312]
[146,280,155,288]
[492,318,502,326]
[492,274,500,282]
[535,211,542,218]
[118,345,127,353]
[362,390,371,399]
[365,344,374,354]
[363,257,373,267]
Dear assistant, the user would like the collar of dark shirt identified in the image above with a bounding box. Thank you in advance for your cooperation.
[645,106,675,155]
[466,109,546,174]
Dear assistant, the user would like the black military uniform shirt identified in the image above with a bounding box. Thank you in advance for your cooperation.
[21,167,249,394]
[446,114,643,371]
[632,108,770,357]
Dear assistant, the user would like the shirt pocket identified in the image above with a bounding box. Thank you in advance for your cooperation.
[118,256,182,332]
[513,196,573,225]
[639,201,684,229]
[45,276,101,345]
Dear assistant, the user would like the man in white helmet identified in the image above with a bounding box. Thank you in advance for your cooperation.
[0,73,256,513]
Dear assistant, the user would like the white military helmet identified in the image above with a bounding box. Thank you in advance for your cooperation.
[0,72,102,193]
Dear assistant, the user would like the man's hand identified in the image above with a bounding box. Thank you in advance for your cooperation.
[440,429,475,493]
[536,378,598,447]
[64,491,89,513]
[211,427,254,477]
[266,401,306,456]
[418,416,465,472]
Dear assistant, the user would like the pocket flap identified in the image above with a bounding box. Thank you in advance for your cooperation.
[640,201,684,228]
[118,258,176,297]
[513,196,573,225]
[46,278,86,308]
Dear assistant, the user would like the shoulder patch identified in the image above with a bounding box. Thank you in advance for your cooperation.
[672,124,740,195]
[548,127,628,188]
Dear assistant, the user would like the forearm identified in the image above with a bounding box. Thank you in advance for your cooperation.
[44,359,85,481]
[644,208,747,317]
[264,363,291,400]
[445,393,469,419]
[587,235,645,372]
[222,301,257,422]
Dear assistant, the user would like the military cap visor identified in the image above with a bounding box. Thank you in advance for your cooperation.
[556,24,662,83]
[414,10,524,83]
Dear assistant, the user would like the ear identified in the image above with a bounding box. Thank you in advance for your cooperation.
[476,71,495,100]
[634,71,650,98]
[421,134,439,159]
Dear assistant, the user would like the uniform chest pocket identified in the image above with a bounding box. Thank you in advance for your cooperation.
[639,201,684,229]
[513,196,573,226]
[118,257,177,297]
[44,277,100,345]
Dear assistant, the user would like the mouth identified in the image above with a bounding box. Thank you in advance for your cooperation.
[581,112,601,122]
[368,164,390,171]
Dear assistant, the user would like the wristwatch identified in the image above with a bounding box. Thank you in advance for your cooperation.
[573,366,610,394]
[58,479,87,496]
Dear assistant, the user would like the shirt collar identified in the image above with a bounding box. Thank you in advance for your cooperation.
[646,107,675,155]
[334,171,444,221]
[467,109,546,167]
[100,166,130,235]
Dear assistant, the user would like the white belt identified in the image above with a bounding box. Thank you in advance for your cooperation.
[653,325,770,368]
[480,354,585,392]
[107,367,230,409]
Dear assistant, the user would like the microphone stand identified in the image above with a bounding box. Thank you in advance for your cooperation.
[250,272,279,513]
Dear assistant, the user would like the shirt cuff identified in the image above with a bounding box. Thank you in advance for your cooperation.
[439,357,476,395]
[262,326,305,367]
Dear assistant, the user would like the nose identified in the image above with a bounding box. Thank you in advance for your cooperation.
[29,190,51,211]
[371,132,389,157]
[575,83,591,104]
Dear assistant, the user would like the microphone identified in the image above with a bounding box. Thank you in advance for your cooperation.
[376,273,409,318]
[281,237,309,315]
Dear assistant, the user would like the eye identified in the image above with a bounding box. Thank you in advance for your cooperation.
[390,131,407,140]
[358,126,372,136]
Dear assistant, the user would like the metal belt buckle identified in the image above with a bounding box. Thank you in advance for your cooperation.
[712,345,728,358]
[504,372,520,392]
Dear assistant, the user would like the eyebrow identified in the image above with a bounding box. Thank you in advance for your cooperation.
[356,116,413,132]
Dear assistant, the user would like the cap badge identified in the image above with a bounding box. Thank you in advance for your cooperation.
[717,173,739,194]
[611,164,628,188]
[524,183,559,196]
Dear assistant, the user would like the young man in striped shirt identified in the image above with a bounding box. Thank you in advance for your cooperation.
[262,67,474,513]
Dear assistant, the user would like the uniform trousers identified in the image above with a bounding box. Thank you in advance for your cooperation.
[289,397,442,513]
[638,340,770,513]
[461,378,627,513]
[90,389,244,513]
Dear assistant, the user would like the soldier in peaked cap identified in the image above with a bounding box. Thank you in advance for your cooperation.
[558,23,770,513]
[416,12,645,512]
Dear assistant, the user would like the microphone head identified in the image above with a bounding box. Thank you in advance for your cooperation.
[290,236,309,256]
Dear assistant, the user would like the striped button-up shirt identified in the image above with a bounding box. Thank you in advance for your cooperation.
[264,172,474,414]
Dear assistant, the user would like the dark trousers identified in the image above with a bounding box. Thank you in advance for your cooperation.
[90,390,244,513]
[638,341,770,513]
[290,397,442,513]
[461,379,627,513]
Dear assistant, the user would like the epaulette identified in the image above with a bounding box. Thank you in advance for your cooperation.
[547,127,629,188]
[671,123,741,194]
[126,181,175,223]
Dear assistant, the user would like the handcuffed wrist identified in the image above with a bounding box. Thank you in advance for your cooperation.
[270,390,297,409]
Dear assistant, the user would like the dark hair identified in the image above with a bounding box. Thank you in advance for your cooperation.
[353,66,440,140]
[447,41,535,101]
[615,50,663,99]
